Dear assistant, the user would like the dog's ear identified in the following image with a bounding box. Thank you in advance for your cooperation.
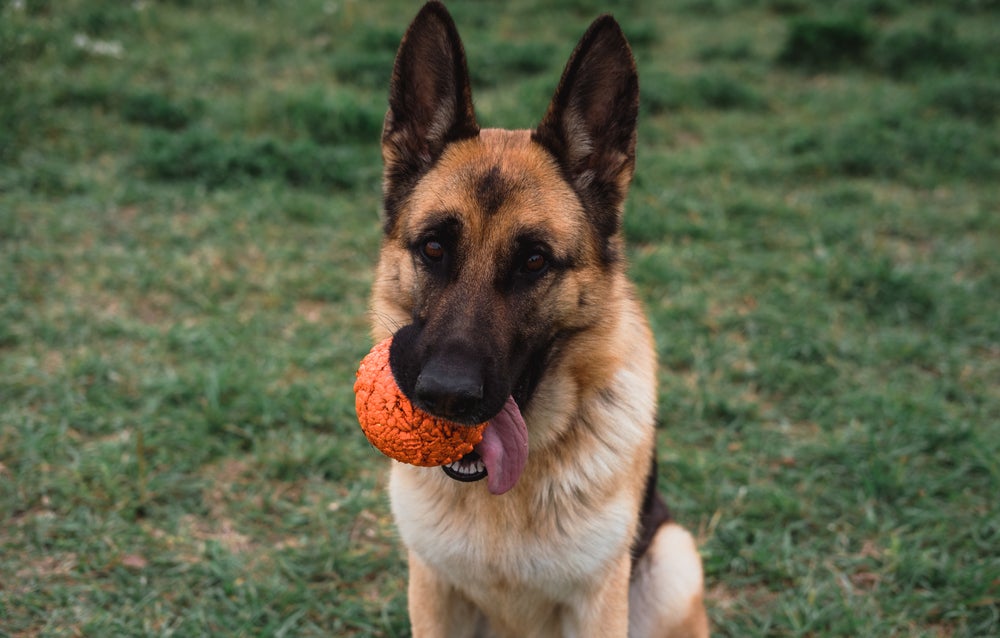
[382,1,479,232]
[534,16,638,250]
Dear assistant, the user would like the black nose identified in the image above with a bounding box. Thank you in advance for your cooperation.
[415,353,484,424]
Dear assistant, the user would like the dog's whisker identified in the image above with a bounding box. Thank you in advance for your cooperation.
[372,311,404,336]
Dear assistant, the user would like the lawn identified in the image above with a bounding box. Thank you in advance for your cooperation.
[1,0,998,636]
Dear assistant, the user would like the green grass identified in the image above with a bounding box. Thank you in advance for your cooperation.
[1,0,998,636]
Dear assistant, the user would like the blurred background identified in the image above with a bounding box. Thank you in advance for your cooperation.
[1,0,998,635]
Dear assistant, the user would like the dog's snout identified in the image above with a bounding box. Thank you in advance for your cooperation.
[415,354,485,424]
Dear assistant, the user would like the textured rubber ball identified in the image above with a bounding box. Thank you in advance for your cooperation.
[354,338,486,467]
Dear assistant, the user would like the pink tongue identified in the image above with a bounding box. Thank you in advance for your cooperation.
[474,396,528,495]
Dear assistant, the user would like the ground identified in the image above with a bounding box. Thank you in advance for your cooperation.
[1,0,998,635]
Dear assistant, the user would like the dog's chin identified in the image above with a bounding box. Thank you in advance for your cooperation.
[410,397,505,485]
[425,399,492,484]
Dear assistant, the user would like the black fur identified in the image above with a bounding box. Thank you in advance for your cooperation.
[631,454,673,568]
[475,165,510,216]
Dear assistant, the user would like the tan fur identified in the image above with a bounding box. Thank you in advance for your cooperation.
[370,5,708,636]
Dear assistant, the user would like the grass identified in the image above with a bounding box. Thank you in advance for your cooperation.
[1,0,998,636]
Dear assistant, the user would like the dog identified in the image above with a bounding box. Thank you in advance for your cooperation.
[368,3,708,636]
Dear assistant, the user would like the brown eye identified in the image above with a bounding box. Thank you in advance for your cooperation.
[422,240,444,262]
[523,253,546,273]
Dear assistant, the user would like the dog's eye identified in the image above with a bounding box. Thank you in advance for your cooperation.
[422,240,445,262]
[523,253,546,273]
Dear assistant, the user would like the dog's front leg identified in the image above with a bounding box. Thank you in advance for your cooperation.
[407,551,483,638]
[563,553,632,638]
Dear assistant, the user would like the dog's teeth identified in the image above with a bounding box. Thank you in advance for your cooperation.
[450,460,482,475]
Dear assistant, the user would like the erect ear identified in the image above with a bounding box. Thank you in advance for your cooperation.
[381,1,479,233]
[533,15,638,251]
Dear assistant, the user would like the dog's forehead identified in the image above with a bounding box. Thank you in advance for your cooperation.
[404,129,585,243]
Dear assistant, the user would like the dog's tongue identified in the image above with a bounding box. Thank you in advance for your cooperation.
[474,396,528,495]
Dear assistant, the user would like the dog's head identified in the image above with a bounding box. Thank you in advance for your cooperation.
[372,1,639,429]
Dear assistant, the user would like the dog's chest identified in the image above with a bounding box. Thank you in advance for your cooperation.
[390,465,633,598]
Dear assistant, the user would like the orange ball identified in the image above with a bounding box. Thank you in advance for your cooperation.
[354,338,486,467]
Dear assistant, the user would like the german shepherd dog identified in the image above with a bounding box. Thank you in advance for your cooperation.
[369,3,708,636]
